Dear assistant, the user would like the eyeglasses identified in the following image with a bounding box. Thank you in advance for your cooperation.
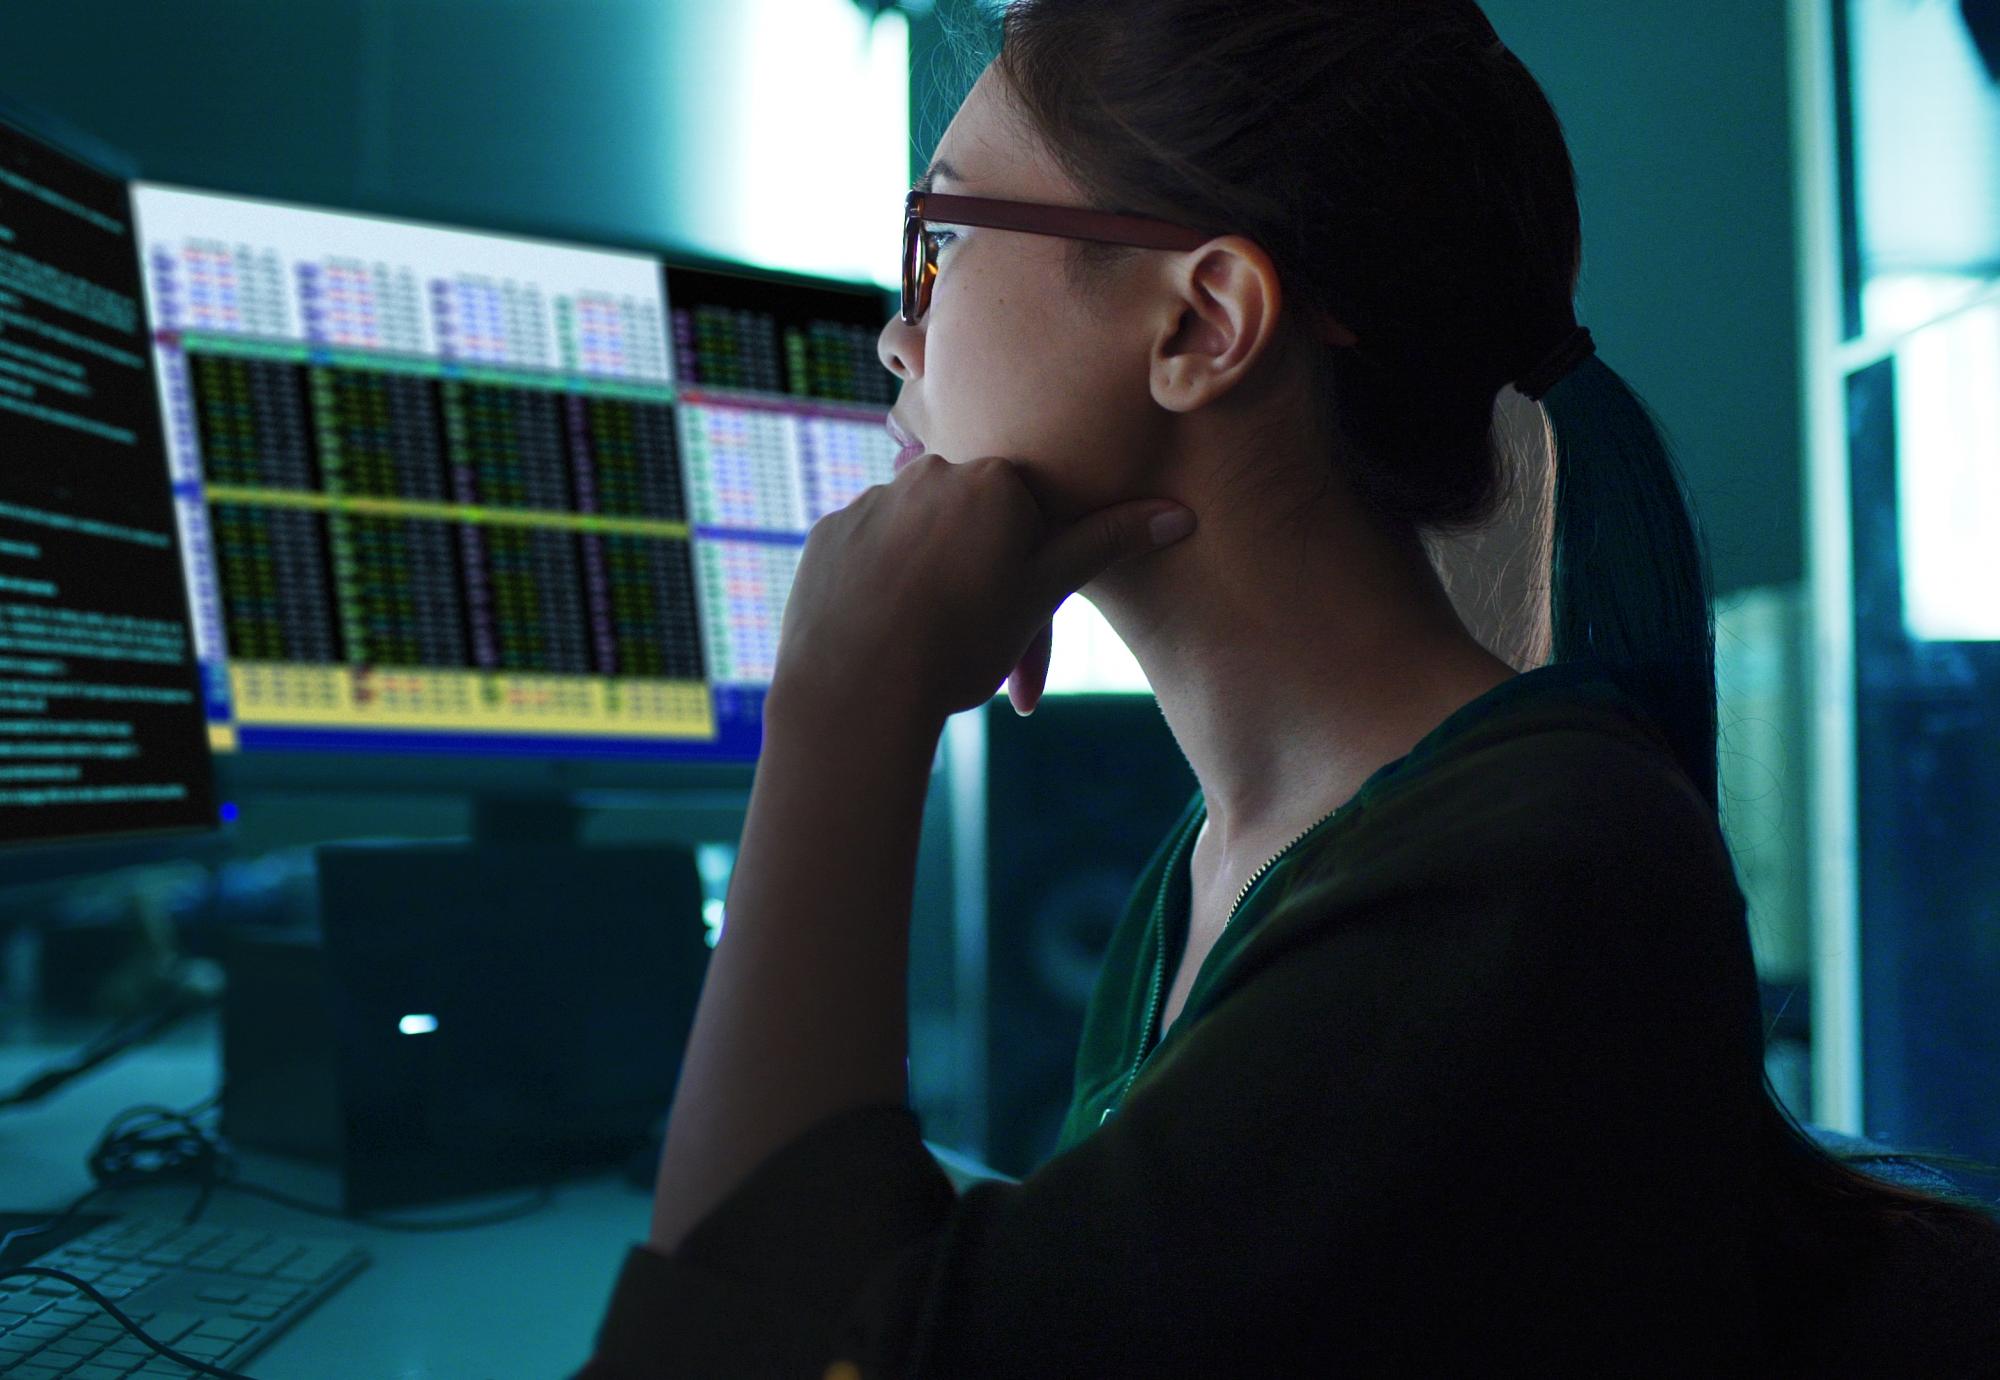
[901,189,1212,325]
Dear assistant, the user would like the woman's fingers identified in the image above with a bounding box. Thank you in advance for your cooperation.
[1006,618,1056,716]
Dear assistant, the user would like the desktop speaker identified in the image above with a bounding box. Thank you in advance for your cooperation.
[982,695,1195,1178]
[222,839,710,1212]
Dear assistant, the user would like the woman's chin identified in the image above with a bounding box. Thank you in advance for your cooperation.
[1018,470,1116,524]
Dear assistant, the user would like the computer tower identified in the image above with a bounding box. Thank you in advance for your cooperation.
[222,839,709,1211]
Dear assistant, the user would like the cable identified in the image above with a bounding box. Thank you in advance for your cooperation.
[0,1088,204,1255]
[76,1090,559,1231]
[0,1264,259,1379]
[0,1179,110,1262]
[0,1092,257,1375]
[1,1086,561,1377]
[0,971,221,1111]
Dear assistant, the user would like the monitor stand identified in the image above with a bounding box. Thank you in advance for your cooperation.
[470,792,590,846]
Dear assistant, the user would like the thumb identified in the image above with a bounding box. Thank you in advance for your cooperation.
[1033,501,1196,605]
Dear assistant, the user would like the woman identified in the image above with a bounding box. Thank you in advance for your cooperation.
[576,2,2000,1375]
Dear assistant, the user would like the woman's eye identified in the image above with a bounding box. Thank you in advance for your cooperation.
[925,228,958,252]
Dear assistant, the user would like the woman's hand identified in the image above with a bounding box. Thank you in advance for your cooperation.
[769,452,1196,725]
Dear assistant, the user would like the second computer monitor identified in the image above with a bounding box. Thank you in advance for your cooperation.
[129,183,901,766]
[0,114,215,849]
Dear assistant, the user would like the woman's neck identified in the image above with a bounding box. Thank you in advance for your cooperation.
[1080,446,1519,881]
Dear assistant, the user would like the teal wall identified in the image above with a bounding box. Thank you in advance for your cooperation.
[907,0,1804,598]
[1486,1,1802,599]
[0,0,733,258]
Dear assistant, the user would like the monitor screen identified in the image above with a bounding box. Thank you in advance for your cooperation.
[0,116,215,847]
[129,184,901,764]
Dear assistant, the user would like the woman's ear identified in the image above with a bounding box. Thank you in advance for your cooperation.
[1148,235,1284,415]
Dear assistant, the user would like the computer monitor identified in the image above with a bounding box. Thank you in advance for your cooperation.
[0,111,216,851]
[126,182,902,792]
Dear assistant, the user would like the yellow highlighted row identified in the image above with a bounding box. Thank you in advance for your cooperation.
[205,484,692,541]
[224,662,716,739]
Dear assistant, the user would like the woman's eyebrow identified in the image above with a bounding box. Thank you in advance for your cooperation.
[912,159,963,195]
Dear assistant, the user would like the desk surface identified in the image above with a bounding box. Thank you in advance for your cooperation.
[1,1015,649,1379]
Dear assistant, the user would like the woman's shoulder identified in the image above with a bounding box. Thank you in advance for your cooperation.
[1344,667,1723,875]
[1237,673,1754,1045]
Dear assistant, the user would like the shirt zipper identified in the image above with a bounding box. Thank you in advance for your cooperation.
[1099,800,1344,1127]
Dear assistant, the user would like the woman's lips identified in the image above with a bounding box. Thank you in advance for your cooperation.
[887,415,923,471]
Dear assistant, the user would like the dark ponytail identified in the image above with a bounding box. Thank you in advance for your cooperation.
[1539,350,1720,814]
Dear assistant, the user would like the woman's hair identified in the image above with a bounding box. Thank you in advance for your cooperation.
[984,0,2000,1299]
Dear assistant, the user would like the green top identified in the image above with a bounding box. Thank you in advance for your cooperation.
[571,659,2000,1379]
[1053,657,1635,1157]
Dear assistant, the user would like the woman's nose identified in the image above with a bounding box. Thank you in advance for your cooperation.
[878,314,921,381]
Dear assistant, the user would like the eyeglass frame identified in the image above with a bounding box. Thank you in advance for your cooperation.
[900,189,1357,349]
[902,189,1212,325]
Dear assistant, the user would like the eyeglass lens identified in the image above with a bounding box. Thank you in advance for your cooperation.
[902,215,933,324]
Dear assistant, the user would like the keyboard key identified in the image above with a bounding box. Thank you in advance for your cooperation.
[181,1254,239,1273]
[228,1304,281,1321]
[10,1365,70,1379]
[191,1317,255,1342]
[230,1249,299,1278]
[136,1312,199,1344]
[101,1232,169,1262]
[191,1285,247,1305]
[15,1319,69,1340]
[43,1334,105,1356]
[0,1332,46,1355]
[171,1333,231,1359]
[75,1321,122,1343]
[74,1365,133,1380]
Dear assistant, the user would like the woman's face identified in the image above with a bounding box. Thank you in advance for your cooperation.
[876,65,1173,527]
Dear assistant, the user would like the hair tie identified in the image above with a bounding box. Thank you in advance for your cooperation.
[1515,325,1596,401]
